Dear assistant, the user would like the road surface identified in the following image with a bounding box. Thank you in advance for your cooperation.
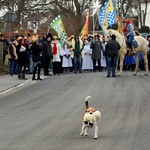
[0,71,150,150]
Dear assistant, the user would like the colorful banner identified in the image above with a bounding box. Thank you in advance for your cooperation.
[98,0,117,31]
[79,9,90,39]
[50,15,67,42]
[117,17,124,35]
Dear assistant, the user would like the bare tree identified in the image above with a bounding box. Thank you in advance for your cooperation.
[114,0,149,28]
[138,0,149,26]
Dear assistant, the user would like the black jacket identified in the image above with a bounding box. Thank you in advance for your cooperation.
[105,40,120,57]
[42,41,52,57]
[31,43,42,62]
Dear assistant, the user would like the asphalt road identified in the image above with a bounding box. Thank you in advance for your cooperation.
[0,71,150,150]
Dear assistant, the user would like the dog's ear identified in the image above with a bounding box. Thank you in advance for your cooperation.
[91,107,96,112]
[86,108,90,112]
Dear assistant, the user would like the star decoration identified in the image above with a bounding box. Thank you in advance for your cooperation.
[90,0,102,16]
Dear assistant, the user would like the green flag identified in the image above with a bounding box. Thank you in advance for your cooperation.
[50,15,68,42]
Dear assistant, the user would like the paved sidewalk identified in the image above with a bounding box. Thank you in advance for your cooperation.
[0,69,53,95]
[0,74,34,95]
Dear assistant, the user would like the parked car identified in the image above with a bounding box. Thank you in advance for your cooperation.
[140,33,150,39]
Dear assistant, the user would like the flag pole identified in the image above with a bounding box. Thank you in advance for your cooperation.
[47,26,50,34]
[93,15,95,35]
[90,0,102,36]
[120,0,123,29]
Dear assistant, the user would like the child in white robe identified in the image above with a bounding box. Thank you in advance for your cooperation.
[82,40,93,71]
[62,41,72,73]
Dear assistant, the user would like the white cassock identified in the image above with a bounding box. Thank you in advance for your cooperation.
[62,47,72,67]
[101,50,106,67]
[82,45,93,70]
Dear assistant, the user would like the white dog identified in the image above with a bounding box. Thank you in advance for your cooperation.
[80,96,101,139]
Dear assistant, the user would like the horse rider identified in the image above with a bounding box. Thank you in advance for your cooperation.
[123,20,136,54]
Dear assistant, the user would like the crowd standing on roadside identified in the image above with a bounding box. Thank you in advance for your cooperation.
[0,30,150,80]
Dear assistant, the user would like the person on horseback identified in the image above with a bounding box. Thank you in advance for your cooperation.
[123,20,136,54]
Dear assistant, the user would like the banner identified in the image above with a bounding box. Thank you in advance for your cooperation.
[98,0,117,31]
[117,17,124,35]
[50,15,67,42]
[79,9,90,39]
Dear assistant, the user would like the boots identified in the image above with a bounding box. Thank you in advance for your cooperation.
[37,65,42,80]
[22,74,27,80]
[18,74,21,79]
[32,66,37,80]
[32,75,36,81]
[130,45,136,54]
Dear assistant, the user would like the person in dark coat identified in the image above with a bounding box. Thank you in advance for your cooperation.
[105,34,121,77]
[30,39,42,80]
[38,33,47,68]
[16,38,28,79]
[90,34,104,72]
[42,34,53,76]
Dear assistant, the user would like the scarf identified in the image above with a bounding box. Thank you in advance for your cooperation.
[53,42,57,55]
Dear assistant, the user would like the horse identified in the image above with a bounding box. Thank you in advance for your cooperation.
[104,29,148,76]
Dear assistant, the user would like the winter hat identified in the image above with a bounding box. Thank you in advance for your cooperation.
[126,20,131,25]
[11,37,16,42]
[94,33,100,38]
[111,34,116,40]
[47,33,53,39]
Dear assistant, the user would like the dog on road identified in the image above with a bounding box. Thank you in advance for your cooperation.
[80,96,101,139]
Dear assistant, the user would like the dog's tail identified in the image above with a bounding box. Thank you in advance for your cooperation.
[85,96,91,109]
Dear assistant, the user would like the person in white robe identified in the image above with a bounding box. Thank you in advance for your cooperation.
[82,40,93,71]
[101,44,106,68]
[62,41,72,73]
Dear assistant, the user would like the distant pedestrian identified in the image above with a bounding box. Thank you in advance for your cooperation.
[105,34,120,77]
[73,36,83,73]
[62,41,72,73]
[31,38,42,80]
[39,33,47,68]
[82,39,93,71]
[51,35,62,75]
[42,34,53,76]
[90,34,104,72]
[16,38,28,79]
[8,38,18,76]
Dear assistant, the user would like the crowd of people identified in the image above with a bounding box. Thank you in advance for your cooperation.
[0,32,107,79]
[0,21,150,79]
